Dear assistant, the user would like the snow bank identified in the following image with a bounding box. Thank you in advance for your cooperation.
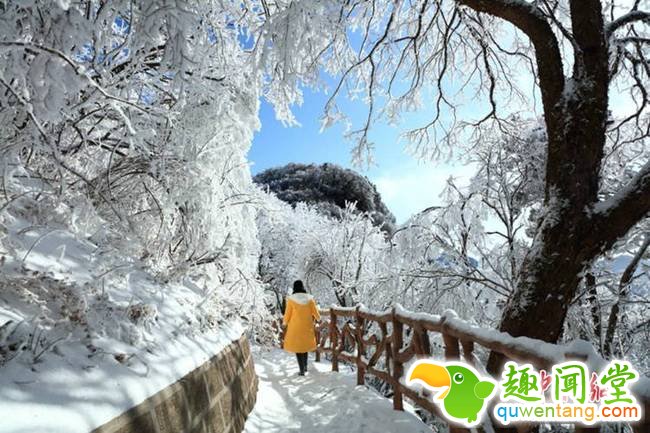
[0,322,243,433]
[0,218,247,433]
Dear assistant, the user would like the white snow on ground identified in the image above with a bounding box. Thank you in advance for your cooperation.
[244,348,429,433]
[0,322,243,433]
[0,218,245,433]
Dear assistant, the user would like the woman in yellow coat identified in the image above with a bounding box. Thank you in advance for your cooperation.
[283,280,320,375]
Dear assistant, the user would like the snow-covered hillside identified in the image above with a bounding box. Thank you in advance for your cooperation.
[0,216,247,433]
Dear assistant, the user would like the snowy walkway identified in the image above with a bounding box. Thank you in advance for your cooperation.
[243,349,429,433]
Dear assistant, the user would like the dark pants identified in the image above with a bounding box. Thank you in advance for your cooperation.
[296,352,308,374]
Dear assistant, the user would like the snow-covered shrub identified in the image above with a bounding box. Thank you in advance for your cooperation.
[0,1,273,367]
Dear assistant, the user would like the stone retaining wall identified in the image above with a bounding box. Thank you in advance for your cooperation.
[92,334,258,433]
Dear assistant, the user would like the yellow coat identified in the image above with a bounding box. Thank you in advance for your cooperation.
[283,293,321,353]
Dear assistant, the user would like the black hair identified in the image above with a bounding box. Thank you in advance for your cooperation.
[293,280,306,294]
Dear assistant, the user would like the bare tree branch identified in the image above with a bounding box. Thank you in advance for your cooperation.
[456,0,565,116]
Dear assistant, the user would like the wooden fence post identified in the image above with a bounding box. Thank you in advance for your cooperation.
[380,321,391,370]
[355,305,365,386]
[442,317,470,433]
[442,332,461,361]
[412,325,433,402]
[330,308,339,372]
[460,340,475,366]
[413,325,431,357]
[391,307,404,411]
[314,321,321,362]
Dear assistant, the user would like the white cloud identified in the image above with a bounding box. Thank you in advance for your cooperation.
[371,162,477,224]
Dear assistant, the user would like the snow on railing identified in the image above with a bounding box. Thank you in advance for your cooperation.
[312,303,650,433]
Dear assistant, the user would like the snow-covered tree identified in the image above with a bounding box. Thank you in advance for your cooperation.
[256,190,389,309]
[0,1,271,347]
[253,0,650,367]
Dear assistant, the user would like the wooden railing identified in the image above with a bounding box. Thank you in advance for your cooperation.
[312,304,650,433]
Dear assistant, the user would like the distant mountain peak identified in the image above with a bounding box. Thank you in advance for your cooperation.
[254,162,396,233]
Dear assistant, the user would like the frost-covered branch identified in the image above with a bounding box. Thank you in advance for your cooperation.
[593,159,650,243]
[457,0,565,114]
[606,10,650,36]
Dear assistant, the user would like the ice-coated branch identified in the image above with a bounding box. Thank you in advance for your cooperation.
[456,0,565,116]
[592,158,650,243]
[0,41,153,116]
[603,234,650,357]
[606,10,650,36]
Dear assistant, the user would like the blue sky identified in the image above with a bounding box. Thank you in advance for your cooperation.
[248,86,476,223]
[247,8,638,226]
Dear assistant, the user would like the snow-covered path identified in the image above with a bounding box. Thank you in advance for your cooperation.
[243,349,429,433]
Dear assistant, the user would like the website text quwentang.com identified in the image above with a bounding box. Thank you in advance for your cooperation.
[493,402,642,425]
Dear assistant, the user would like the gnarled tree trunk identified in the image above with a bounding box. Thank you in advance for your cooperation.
[455,1,650,373]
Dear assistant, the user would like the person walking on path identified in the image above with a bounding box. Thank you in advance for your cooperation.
[282,280,321,375]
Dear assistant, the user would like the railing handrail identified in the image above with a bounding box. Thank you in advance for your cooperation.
[313,303,649,433]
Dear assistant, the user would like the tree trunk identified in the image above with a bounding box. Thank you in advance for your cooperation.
[486,189,597,375]
[459,0,650,374]
[490,79,608,370]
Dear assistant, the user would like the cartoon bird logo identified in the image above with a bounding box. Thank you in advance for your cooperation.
[406,360,497,426]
